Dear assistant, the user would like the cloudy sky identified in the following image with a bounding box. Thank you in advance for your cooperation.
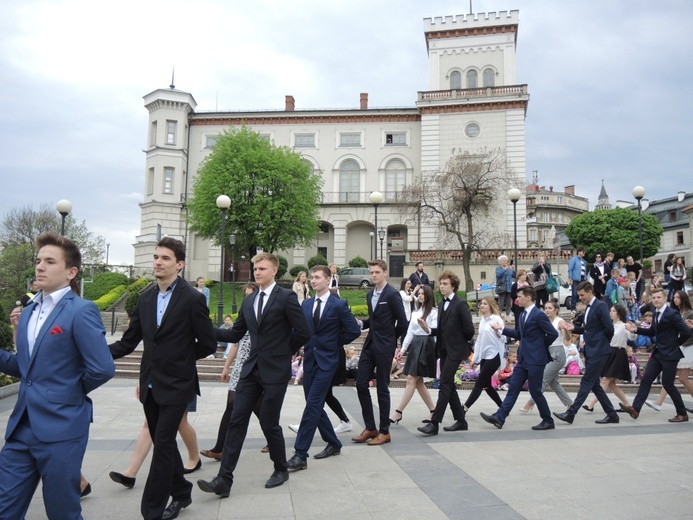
[1,0,691,264]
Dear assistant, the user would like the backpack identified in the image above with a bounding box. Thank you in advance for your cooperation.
[566,361,581,375]
[611,287,620,305]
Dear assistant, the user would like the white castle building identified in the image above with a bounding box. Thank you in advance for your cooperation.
[134,11,529,281]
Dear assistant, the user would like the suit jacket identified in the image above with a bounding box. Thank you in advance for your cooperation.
[301,295,361,375]
[503,306,558,365]
[571,297,614,358]
[109,278,217,406]
[435,294,475,361]
[0,292,115,443]
[636,306,691,361]
[589,263,609,295]
[217,284,311,385]
[361,283,408,354]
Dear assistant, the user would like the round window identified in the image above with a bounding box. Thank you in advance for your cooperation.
[465,122,480,138]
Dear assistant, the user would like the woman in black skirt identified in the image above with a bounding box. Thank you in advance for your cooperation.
[389,285,438,424]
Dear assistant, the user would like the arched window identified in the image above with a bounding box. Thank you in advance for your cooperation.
[384,159,406,201]
[450,70,462,89]
[483,68,495,87]
[466,69,478,88]
[339,159,360,202]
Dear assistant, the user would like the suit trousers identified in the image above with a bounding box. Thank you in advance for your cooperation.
[432,350,465,424]
[356,346,392,433]
[633,352,687,416]
[219,366,288,484]
[496,363,553,423]
[294,365,342,458]
[142,391,191,520]
[0,415,87,520]
[567,354,616,417]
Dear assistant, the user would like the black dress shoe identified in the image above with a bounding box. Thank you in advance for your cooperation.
[162,497,192,520]
[480,412,503,429]
[80,483,92,498]
[287,454,307,471]
[595,415,619,424]
[443,420,468,432]
[314,444,341,459]
[109,471,136,489]
[197,476,231,498]
[416,422,439,435]
[531,420,555,431]
[183,459,202,475]
[581,405,594,412]
[265,470,289,488]
[553,411,574,424]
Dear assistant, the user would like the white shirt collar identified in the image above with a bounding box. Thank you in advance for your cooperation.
[37,285,72,305]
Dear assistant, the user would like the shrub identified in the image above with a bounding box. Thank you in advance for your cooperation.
[83,272,129,301]
[277,255,288,279]
[94,285,128,311]
[349,304,369,317]
[290,265,309,278]
[0,321,14,353]
[348,256,368,268]
[124,291,140,317]
[127,278,150,292]
[308,254,328,269]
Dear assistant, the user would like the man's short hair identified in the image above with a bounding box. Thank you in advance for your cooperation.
[518,286,537,301]
[576,280,593,293]
[368,259,387,272]
[650,287,665,297]
[36,231,82,292]
[251,251,278,267]
[310,265,331,279]
[438,270,460,292]
[157,237,186,262]
[415,261,424,268]
[577,247,585,254]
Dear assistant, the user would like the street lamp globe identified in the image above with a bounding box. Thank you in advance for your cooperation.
[632,186,646,200]
[56,199,73,215]
[369,191,384,205]
[216,195,231,210]
[507,188,521,202]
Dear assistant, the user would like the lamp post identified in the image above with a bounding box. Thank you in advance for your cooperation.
[216,194,231,326]
[507,188,522,269]
[56,199,72,236]
[378,227,385,260]
[632,185,646,267]
[369,191,383,258]
[229,232,237,314]
[369,231,375,261]
[106,243,110,265]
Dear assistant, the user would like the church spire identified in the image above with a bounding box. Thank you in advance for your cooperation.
[595,179,612,210]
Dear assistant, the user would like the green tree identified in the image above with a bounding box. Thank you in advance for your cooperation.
[186,127,323,263]
[564,208,662,260]
[348,256,368,268]
[308,254,328,268]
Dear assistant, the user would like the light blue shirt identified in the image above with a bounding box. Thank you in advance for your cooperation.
[157,279,179,327]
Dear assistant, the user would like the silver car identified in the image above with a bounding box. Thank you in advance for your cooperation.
[337,268,372,288]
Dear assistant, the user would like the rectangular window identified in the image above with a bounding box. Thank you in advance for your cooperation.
[166,121,176,145]
[294,134,315,148]
[339,133,361,147]
[163,167,174,194]
[529,229,537,241]
[339,172,359,202]
[669,211,677,223]
[480,271,487,280]
[205,135,217,149]
[677,231,684,245]
[385,133,406,146]
[259,134,271,142]
[317,247,327,259]
[557,196,563,203]
[386,171,406,201]
[146,168,154,196]
[543,212,550,222]
[558,213,564,223]
[150,121,157,147]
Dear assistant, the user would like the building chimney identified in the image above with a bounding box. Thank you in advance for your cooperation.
[360,93,368,110]
[678,191,685,202]
[564,185,575,195]
[549,186,553,192]
[285,95,295,111]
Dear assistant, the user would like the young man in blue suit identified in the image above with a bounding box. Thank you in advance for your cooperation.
[554,281,620,425]
[352,259,408,446]
[287,265,361,471]
[480,286,558,431]
[1,232,115,520]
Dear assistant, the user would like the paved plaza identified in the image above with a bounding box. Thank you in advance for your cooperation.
[1,377,692,519]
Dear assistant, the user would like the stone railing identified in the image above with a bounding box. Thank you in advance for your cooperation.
[409,248,575,263]
[418,84,528,102]
[319,191,411,204]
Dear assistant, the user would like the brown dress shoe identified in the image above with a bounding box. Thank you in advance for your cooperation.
[367,433,391,446]
[351,429,378,443]
[620,404,639,420]
[200,450,222,461]
[668,414,689,423]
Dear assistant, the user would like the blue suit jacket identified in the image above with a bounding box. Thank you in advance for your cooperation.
[301,295,361,375]
[503,306,558,365]
[636,306,691,361]
[0,292,115,443]
[572,297,614,358]
[361,283,408,354]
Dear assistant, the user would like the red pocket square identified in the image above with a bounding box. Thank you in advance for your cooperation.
[49,326,63,335]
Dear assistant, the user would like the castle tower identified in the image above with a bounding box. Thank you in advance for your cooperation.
[595,179,612,210]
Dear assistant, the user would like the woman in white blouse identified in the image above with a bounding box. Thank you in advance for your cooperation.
[399,278,414,323]
[462,297,505,412]
[389,285,438,424]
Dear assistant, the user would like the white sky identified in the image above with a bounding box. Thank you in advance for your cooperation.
[1,0,691,265]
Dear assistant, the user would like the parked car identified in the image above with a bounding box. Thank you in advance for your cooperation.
[465,273,572,309]
[337,267,372,288]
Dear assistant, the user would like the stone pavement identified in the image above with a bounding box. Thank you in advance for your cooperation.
[1,379,692,520]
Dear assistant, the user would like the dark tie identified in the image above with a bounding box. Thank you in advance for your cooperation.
[257,291,265,320]
[655,310,660,330]
[313,298,322,329]
[520,310,527,330]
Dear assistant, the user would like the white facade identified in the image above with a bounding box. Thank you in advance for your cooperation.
[133,11,529,281]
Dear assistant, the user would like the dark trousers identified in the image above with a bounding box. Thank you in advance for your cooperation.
[464,355,503,409]
[567,354,616,417]
[633,352,687,416]
[142,392,191,520]
[432,350,465,424]
[356,346,393,433]
[219,366,288,484]
[496,363,552,423]
[535,288,549,309]
[211,390,262,454]
[325,387,349,422]
[294,365,341,458]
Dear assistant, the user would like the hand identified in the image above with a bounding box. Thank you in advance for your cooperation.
[135,385,140,399]
[221,367,230,383]
[417,317,429,332]
[490,322,503,331]
[686,318,693,329]
[625,322,637,332]
[395,348,402,361]
[10,306,21,328]
[561,322,575,332]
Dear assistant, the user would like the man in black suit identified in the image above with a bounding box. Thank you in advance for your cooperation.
[627,287,692,422]
[197,252,311,497]
[554,281,619,425]
[351,259,408,446]
[110,237,217,520]
[418,271,475,435]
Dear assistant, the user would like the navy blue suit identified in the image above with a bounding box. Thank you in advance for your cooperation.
[0,291,115,520]
[496,306,558,424]
[294,294,361,458]
[356,283,408,433]
[566,297,616,417]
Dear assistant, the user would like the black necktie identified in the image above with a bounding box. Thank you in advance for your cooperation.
[520,310,527,329]
[313,298,322,329]
[257,291,265,320]
[655,310,660,330]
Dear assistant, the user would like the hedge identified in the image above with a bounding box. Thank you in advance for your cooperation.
[127,278,150,292]
[83,272,129,301]
[94,285,128,311]
[349,304,369,317]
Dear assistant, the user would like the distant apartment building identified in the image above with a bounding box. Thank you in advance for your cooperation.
[638,191,692,272]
